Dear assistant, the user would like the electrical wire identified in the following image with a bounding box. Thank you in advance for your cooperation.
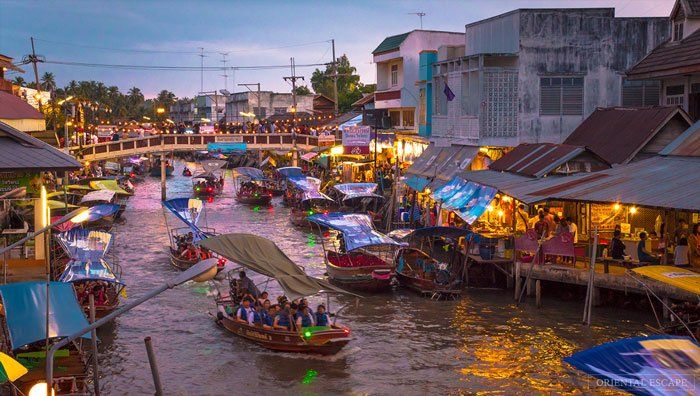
[43,59,327,71]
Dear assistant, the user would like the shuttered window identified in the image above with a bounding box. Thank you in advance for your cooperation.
[540,77,583,116]
[622,79,661,107]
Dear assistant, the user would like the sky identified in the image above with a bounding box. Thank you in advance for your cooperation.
[0,0,675,99]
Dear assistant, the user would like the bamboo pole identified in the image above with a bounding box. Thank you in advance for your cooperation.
[89,294,100,395]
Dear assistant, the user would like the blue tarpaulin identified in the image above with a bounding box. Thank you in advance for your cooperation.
[431,177,497,224]
[82,204,120,223]
[565,335,699,396]
[308,213,400,251]
[234,167,265,181]
[0,282,92,350]
[290,177,333,202]
[206,142,247,153]
[162,198,209,241]
[56,229,112,262]
[404,175,430,192]
[277,167,304,180]
[59,258,123,284]
[332,183,382,201]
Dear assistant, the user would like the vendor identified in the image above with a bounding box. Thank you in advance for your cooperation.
[637,232,659,264]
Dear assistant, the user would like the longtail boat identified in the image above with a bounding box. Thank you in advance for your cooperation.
[201,233,357,355]
[193,159,227,198]
[309,212,400,293]
[162,198,220,271]
[286,176,334,228]
[390,227,469,299]
[233,167,273,205]
[0,281,92,395]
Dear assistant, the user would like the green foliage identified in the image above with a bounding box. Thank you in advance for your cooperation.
[310,55,374,112]
[294,85,312,95]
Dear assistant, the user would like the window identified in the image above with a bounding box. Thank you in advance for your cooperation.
[673,21,684,41]
[390,64,398,86]
[666,85,685,106]
[419,88,426,126]
[402,109,415,127]
[622,79,660,107]
[540,77,584,116]
[461,71,479,116]
[434,76,447,115]
[389,110,401,127]
[253,107,266,118]
[274,107,287,115]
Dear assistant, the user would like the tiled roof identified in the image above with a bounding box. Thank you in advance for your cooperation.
[351,94,374,108]
[685,0,700,17]
[0,91,43,119]
[0,121,81,172]
[626,28,700,79]
[372,32,410,54]
[563,106,689,164]
[489,143,600,178]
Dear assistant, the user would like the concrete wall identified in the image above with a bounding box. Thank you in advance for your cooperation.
[465,10,520,56]
[225,92,314,122]
[0,118,45,132]
[517,10,670,144]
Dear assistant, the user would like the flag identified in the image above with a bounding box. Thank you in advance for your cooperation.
[444,83,455,101]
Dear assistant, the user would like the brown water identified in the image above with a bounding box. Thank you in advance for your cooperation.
[97,162,651,395]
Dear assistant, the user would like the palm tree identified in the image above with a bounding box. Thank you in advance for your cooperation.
[41,72,57,92]
[12,76,26,86]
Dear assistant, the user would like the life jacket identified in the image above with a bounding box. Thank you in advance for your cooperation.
[299,313,313,328]
[260,311,273,326]
[315,312,329,327]
[237,307,253,322]
[276,314,290,327]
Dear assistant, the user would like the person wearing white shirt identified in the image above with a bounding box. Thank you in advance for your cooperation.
[567,217,578,243]
[236,299,255,325]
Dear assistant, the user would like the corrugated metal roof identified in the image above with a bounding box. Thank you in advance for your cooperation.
[529,156,700,211]
[627,28,700,79]
[372,32,410,54]
[563,106,685,164]
[659,120,700,157]
[434,145,479,182]
[0,121,81,172]
[489,143,587,177]
[0,91,43,120]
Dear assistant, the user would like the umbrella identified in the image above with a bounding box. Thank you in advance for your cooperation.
[0,351,27,383]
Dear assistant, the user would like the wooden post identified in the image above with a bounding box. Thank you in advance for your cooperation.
[527,277,535,297]
[535,279,542,308]
[144,337,164,396]
[160,153,166,201]
[89,295,100,395]
[514,261,521,300]
[662,296,670,320]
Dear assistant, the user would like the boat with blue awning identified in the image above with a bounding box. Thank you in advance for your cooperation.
[287,177,335,228]
[162,198,220,271]
[309,212,400,293]
[233,167,273,205]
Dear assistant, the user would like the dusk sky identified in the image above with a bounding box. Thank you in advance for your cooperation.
[0,0,675,98]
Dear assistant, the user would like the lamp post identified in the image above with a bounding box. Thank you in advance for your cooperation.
[45,259,218,393]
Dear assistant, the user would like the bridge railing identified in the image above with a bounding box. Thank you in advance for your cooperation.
[70,133,336,159]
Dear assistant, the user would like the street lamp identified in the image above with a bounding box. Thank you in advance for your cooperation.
[46,258,219,393]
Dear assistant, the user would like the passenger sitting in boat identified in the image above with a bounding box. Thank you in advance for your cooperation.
[238,271,260,298]
[299,298,313,315]
[257,291,269,307]
[180,244,199,260]
[296,305,315,329]
[93,283,107,306]
[258,300,274,329]
[315,305,330,327]
[274,307,293,330]
[236,298,255,325]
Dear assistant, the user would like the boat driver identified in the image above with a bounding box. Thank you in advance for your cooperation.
[238,271,260,298]
[236,298,256,325]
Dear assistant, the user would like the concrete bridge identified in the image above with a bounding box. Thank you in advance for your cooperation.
[69,133,335,161]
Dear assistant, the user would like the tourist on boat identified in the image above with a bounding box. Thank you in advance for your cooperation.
[610,229,626,260]
[296,305,315,329]
[637,232,659,264]
[236,298,256,325]
[315,305,330,327]
[257,291,269,307]
[93,283,107,306]
[180,244,199,260]
[238,271,260,298]
[258,300,274,329]
[273,307,293,330]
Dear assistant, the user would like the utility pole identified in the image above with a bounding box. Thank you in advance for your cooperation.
[27,37,45,111]
[238,83,261,119]
[331,39,338,116]
[199,47,205,92]
[283,58,304,166]
[220,53,229,91]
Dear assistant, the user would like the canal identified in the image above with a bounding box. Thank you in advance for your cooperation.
[98,161,650,395]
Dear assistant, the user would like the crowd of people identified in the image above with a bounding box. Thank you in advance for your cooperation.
[75,281,111,307]
[175,231,212,261]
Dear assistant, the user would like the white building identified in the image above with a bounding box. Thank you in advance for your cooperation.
[372,30,465,131]
[224,91,314,123]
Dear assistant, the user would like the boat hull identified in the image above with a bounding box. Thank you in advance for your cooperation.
[216,313,350,355]
[236,194,272,205]
[326,252,394,293]
[170,249,198,270]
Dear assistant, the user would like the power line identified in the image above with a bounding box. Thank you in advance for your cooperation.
[43,59,327,71]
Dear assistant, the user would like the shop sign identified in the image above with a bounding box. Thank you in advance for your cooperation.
[207,142,247,153]
[200,125,215,134]
[216,135,244,143]
[317,134,335,146]
[342,125,371,154]
[0,172,41,194]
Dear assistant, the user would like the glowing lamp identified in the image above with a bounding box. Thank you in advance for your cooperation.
[207,187,213,193]
[304,330,312,338]
[613,203,621,211]
[307,210,314,216]
[130,172,136,178]
[29,382,55,396]
[630,206,638,214]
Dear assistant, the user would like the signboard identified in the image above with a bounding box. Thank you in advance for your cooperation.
[342,125,371,155]
[317,134,335,146]
[216,135,244,143]
[207,142,247,153]
[590,204,625,231]
[0,172,41,194]
[199,125,215,134]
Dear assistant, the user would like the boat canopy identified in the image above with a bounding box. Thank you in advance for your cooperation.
[90,180,132,196]
[162,198,209,241]
[82,203,120,222]
[565,335,699,396]
[200,233,358,300]
[308,213,400,251]
[277,166,303,180]
[66,184,94,191]
[56,229,112,262]
[397,226,472,240]
[234,167,265,181]
[387,229,415,240]
[201,159,227,173]
[332,183,382,201]
[192,172,219,180]
[80,189,116,203]
[0,281,92,350]
[15,200,80,210]
[290,177,333,202]
[632,266,700,295]
[59,258,123,284]
[431,176,497,224]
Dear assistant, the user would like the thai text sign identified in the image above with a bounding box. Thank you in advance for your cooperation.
[342,125,371,154]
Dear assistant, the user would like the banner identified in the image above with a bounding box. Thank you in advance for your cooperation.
[342,125,371,155]
[317,134,335,146]
[199,125,215,134]
[207,142,247,153]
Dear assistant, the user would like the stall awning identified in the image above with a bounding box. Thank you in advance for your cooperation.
[404,144,479,191]
[404,144,442,179]
[431,176,497,224]
[89,180,132,196]
[301,152,318,162]
[0,282,92,350]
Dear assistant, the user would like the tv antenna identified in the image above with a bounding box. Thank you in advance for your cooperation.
[408,12,426,29]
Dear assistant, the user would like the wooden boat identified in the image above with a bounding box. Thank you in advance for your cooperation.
[201,233,356,355]
[236,188,273,205]
[233,168,273,205]
[309,212,400,293]
[326,250,393,292]
[170,246,199,270]
[193,174,224,198]
[214,293,351,355]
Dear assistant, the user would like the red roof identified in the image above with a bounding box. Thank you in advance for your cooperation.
[563,106,689,164]
[626,28,700,79]
[489,143,599,178]
[0,91,44,120]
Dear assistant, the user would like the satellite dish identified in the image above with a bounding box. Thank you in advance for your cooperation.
[219,89,231,96]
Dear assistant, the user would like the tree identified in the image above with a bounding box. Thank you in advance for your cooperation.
[41,72,57,92]
[155,89,177,116]
[310,55,372,112]
[12,76,26,86]
[294,85,311,95]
